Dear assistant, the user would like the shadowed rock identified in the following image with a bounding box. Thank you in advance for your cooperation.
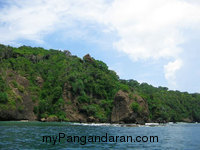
[83,54,93,62]
[111,90,149,124]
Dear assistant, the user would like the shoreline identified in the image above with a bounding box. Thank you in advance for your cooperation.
[0,120,199,127]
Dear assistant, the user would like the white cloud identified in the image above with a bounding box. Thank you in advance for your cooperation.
[0,0,200,89]
[0,0,108,44]
[164,59,183,87]
[102,0,200,87]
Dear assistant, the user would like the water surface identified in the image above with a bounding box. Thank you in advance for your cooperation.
[0,121,200,149]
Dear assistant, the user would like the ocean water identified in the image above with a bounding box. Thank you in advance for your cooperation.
[0,121,200,150]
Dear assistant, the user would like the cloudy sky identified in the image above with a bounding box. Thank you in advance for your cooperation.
[0,0,200,93]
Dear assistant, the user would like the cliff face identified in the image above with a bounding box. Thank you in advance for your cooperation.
[0,73,150,123]
[111,90,149,124]
[1,44,200,123]
[0,71,36,121]
[62,83,88,122]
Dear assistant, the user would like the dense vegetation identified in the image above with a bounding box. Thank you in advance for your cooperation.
[0,44,200,122]
[121,80,200,122]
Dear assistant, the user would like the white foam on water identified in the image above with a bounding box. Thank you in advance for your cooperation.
[68,122,166,127]
[69,122,122,127]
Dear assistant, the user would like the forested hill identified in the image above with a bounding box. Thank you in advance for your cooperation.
[0,44,200,123]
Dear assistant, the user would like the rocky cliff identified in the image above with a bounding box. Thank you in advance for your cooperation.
[111,90,149,124]
[1,44,200,123]
[0,70,36,121]
[0,71,150,123]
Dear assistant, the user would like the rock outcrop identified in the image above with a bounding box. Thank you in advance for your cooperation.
[83,54,93,62]
[62,82,87,123]
[111,90,149,124]
[40,116,59,122]
[0,71,36,121]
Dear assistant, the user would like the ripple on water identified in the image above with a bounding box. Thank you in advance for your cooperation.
[0,121,200,149]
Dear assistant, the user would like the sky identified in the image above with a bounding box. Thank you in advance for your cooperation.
[0,0,200,93]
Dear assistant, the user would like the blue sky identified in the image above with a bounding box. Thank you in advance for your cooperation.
[0,0,200,93]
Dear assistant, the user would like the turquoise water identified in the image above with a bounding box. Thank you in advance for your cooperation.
[0,122,200,150]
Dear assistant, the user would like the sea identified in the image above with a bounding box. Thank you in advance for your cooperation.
[0,121,200,150]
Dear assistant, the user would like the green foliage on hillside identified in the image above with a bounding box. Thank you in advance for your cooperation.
[0,44,121,121]
[0,76,8,103]
[130,101,142,113]
[121,79,200,122]
[0,44,200,122]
